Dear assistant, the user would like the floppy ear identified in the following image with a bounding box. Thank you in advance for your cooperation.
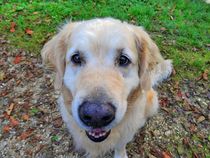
[41,22,78,90]
[131,25,172,90]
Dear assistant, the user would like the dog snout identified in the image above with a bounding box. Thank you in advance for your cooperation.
[79,101,115,127]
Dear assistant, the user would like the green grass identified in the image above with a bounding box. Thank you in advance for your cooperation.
[0,0,209,79]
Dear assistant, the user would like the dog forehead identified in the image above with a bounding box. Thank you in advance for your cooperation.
[69,19,135,51]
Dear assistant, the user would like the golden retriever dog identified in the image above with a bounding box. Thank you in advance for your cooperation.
[41,18,172,158]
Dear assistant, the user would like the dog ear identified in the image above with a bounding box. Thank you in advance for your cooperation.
[131,26,172,90]
[41,22,78,90]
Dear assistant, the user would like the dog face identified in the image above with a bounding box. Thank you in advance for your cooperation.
[64,20,140,142]
[41,18,166,143]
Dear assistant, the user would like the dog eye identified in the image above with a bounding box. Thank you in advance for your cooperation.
[71,53,82,65]
[118,54,131,67]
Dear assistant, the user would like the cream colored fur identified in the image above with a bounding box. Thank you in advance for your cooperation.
[41,18,172,158]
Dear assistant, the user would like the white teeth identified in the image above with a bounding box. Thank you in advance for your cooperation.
[88,131,107,138]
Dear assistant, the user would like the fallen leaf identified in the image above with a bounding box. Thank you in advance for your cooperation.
[174,81,179,89]
[6,103,14,115]
[189,124,197,132]
[160,27,167,31]
[193,152,199,158]
[33,11,39,14]
[9,116,19,127]
[196,70,208,81]
[183,137,190,146]
[0,71,5,81]
[3,112,10,119]
[161,107,170,113]
[197,116,205,123]
[202,70,208,80]
[197,144,203,148]
[53,117,63,128]
[172,68,176,76]
[3,125,11,133]
[150,148,163,157]
[22,114,29,121]
[10,22,16,32]
[25,28,33,35]
[159,97,169,107]
[19,128,34,140]
[162,151,171,158]
[13,55,22,64]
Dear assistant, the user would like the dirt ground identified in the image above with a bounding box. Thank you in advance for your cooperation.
[0,42,209,158]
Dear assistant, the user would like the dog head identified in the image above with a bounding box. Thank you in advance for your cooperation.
[42,18,168,142]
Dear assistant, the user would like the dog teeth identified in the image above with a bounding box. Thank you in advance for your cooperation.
[88,131,107,138]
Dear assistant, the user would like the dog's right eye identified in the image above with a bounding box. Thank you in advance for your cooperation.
[71,53,82,65]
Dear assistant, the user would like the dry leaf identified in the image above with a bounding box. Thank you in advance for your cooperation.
[160,27,167,31]
[10,22,16,33]
[19,129,34,140]
[9,116,19,127]
[3,112,10,119]
[197,116,205,123]
[22,114,29,121]
[0,71,5,81]
[162,151,171,158]
[13,56,22,64]
[6,103,14,115]
[172,68,176,76]
[150,148,163,157]
[33,11,39,15]
[3,125,11,133]
[53,117,63,128]
[25,28,33,35]
[177,90,182,98]
[159,97,169,107]
[202,70,208,80]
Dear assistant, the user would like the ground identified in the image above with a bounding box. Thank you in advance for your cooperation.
[0,1,210,158]
[0,39,209,157]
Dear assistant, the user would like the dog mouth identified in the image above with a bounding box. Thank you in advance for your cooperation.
[85,128,111,142]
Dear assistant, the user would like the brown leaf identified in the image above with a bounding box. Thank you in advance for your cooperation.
[9,116,19,127]
[160,27,167,31]
[6,103,14,115]
[22,114,29,121]
[197,116,205,123]
[3,112,10,119]
[172,68,176,76]
[13,55,22,64]
[189,124,197,132]
[0,71,5,81]
[162,151,172,158]
[10,22,16,32]
[193,152,199,158]
[3,125,11,133]
[202,70,208,80]
[33,11,39,15]
[25,28,33,35]
[183,137,190,146]
[159,97,169,107]
[174,81,179,89]
[53,117,63,128]
[19,129,34,140]
[150,148,163,157]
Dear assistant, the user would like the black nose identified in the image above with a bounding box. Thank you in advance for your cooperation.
[79,101,115,127]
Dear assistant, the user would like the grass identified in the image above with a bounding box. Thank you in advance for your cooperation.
[0,0,209,79]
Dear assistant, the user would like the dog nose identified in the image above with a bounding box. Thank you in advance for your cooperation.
[79,101,115,127]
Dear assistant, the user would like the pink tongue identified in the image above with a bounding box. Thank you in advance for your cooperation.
[92,128,104,135]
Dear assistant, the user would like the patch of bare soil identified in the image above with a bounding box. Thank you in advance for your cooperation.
[0,43,209,158]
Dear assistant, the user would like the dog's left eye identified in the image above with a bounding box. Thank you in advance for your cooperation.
[71,53,83,65]
[118,54,131,67]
